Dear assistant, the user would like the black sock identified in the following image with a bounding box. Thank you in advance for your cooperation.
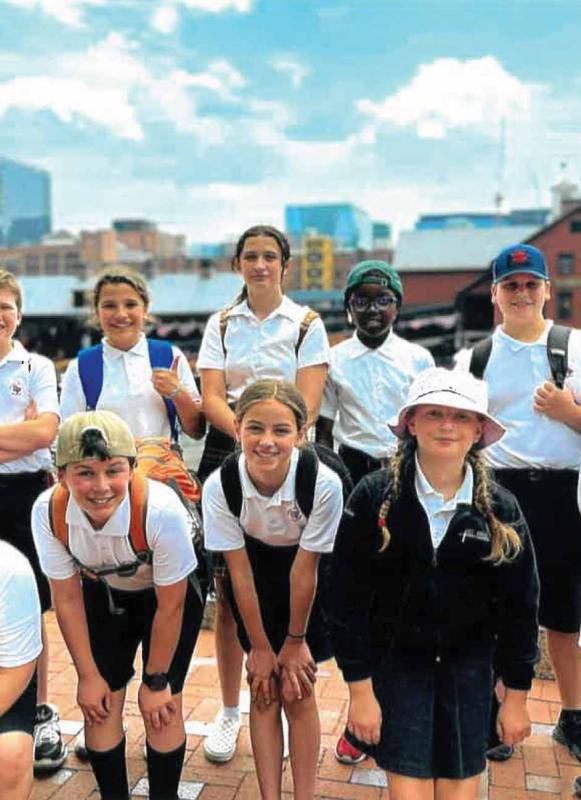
[146,739,186,800]
[86,736,129,800]
[560,709,581,724]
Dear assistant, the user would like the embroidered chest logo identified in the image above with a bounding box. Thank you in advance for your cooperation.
[286,503,305,523]
[8,379,25,398]
[460,529,490,543]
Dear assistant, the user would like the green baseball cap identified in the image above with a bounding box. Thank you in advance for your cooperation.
[344,260,403,304]
[56,410,137,467]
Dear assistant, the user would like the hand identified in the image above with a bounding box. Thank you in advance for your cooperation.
[347,682,382,746]
[533,381,576,423]
[246,647,279,708]
[138,683,176,730]
[497,690,531,747]
[278,639,317,701]
[24,400,38,420]
[151,355,183,399]
[78,673,112,726]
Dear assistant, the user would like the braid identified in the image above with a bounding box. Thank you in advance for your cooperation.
[378,435,417,552]
[468,450,522,563]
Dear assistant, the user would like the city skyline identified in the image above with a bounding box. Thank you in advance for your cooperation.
[1,0,579,244]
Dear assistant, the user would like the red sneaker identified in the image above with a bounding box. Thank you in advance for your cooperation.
[334,733,368,765]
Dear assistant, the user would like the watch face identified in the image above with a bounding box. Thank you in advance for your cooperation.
[144,672,168,691]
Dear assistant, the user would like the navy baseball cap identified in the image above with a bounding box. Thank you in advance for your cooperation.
[492,244,548,284]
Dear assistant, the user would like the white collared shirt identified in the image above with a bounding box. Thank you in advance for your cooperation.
[455,321,581,469]
[197,296,330,403]
[320,331,434,459]
[0,340,59,473]
[0,541,42,667]
[60,335,200,438]
[202,448,343,551]
[32,479,197,591]
[415,459,474,550]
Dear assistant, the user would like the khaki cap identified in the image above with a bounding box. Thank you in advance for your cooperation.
[56,410,137,467]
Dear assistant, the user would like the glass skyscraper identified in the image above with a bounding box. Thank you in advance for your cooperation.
[0,157,52,246]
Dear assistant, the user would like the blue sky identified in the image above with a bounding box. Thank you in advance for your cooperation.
[1,0,579,244]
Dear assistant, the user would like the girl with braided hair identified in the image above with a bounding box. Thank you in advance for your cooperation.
[331,367,539,800]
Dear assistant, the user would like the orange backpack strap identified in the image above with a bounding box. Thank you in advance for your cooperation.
[219,308,230,355]
[128,472,150,558]
[296,308,320,355]
[48,484,70,548]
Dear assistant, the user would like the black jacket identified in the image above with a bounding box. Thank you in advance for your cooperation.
[331,468,539,690]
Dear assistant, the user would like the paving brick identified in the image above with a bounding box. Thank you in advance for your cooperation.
[529,699,555,725]
[526,774,562,793]
[489,757,526,788]
[523,745,559,777]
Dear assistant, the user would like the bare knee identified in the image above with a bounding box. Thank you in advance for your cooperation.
[282,692,317,722]
[0,734,33,797]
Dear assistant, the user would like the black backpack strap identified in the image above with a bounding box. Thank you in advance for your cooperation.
[296,447,318,519]
[468,336,493,379]
[547,324,572,390]
[220,452,243,518]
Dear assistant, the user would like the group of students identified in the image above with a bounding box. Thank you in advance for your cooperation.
[0,225,579,800]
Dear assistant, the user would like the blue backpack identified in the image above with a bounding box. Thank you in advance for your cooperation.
[77,339,179,441]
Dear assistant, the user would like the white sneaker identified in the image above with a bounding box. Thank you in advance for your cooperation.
[33,704,68,773]
[203,709,241,763]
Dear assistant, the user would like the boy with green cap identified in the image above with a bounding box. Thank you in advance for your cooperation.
[316,260,434,764]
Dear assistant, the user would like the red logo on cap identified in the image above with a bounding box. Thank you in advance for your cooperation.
[511,249,529,264]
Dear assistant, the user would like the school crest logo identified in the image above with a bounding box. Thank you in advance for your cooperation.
[287,503,305,523]
[9,379,25,398]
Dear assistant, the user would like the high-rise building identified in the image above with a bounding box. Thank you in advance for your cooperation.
[0,157,51,246]
[285,203,373,250]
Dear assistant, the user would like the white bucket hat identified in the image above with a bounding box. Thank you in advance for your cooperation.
[388,367,505,449]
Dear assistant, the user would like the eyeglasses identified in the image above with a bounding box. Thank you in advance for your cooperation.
[350,294,398,312]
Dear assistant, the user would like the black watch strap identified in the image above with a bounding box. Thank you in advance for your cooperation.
[143,671,169,691]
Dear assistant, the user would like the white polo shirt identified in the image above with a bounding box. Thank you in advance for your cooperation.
[0,340,59,474]
[415,459,473,550]
[202,448,343,552]
[455,322,581,469]
[32,479,197,592]
[0,541,42,667]
[59,335,200,438]
[197,296,330,403]
[320,331,435,459]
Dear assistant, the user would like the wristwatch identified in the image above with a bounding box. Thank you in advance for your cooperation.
[143,671,169,691]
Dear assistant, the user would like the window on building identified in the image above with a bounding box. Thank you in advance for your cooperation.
[570,220,581,233]
[25,255,40,274]
[45,253,59,275]
[557,253,575,274]
[557,291,573,320]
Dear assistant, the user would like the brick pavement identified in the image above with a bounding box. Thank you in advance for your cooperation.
[32,612,580,799]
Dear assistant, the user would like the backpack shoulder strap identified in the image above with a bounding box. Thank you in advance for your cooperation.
[220,452,243,518]
[219,309,230,356]
[128,472,150,557]
[547,324,572,389]
[77,344,104,410]
[468,336,493,379]
[296,308,320,356]
[146,339,179,442]
[48,484,70,548]
[296,446,318,519]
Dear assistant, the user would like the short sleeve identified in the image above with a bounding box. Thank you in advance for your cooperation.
[299,467,343,553]
[0,545,42,667]
[172,346,200,400]
[59,359,87,420]
[29,356,60,417]
[418,347,436,371]
[297,316,330,369]
[202,470,245,552]
[319,373,338,420]
[145,482,197,586]
[31,489,78,581]
[565,329,581,403]
[453,348,472,372]
[197,313,225,371]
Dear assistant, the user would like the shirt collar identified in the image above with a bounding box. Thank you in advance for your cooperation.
[347,329,395,358]
[65,491,131,537]
[229,295,299,323]
[415,456,473,510]
[239,448,298,505]
[102,333,148,360]
[0,339,29,366]
[495,319,552,351]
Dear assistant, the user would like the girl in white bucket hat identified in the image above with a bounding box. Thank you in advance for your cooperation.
[331,367,540,800]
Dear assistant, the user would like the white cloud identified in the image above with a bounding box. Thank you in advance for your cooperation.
[151,5,179,34]
[176,0,254,12]
[271,57,310,89]
[174,60,246,100]
[5,0,106,27]
[357,56,533,139]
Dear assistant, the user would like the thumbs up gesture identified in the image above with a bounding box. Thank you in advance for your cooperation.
[152,355,183,399]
